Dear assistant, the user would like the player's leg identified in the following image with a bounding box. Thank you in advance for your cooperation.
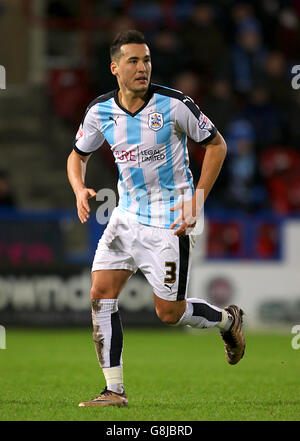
[79,269,132,407]
[154,294,245,365]
[154,294,232,330]
[79,208,138,407]
[91,269,132,392]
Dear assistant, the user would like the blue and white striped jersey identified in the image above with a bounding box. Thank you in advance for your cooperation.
[74,84,217,228]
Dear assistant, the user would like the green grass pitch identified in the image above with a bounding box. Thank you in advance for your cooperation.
[0,327,299,421]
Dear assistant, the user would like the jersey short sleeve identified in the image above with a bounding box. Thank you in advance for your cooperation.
[74,105,105,156]
[175,96,217,145]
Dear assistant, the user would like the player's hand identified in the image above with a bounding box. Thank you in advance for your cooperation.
[75,187,97,224]
[170,195,202,236]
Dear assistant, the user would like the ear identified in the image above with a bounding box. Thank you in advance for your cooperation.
[110,61,118,77]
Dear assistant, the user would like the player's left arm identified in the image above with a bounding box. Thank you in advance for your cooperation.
[171,131,227,236]
[194,130,227,203]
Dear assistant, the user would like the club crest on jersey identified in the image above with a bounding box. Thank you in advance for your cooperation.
[148,112,164,131]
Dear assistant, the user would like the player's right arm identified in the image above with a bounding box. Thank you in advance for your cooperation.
[67,150,96,224]
[67,103,105,223]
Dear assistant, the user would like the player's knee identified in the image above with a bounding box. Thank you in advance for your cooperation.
[90,285,116,300]
[156,308,180,325]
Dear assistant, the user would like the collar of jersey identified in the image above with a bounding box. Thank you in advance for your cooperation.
[113,84,154,117]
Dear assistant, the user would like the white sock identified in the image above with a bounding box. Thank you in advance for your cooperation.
[91,299,124,392]
[217,309,234,331]
[102,366,124,394]
[176,298,232,329]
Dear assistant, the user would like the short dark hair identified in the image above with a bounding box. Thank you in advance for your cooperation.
[110,30,146,61]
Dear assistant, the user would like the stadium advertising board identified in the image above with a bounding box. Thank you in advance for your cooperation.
[0,268,161,327]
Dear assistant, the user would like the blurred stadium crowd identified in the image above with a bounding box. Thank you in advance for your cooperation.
[1,0,300,262]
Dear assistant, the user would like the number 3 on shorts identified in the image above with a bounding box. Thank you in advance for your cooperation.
[164,262,176,284]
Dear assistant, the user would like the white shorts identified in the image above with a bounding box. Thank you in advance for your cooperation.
[92,208,195,301]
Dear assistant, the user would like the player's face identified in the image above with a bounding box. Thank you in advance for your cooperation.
[111,43,152,94]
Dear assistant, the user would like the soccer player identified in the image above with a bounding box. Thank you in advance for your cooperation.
[67,30,245,408]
